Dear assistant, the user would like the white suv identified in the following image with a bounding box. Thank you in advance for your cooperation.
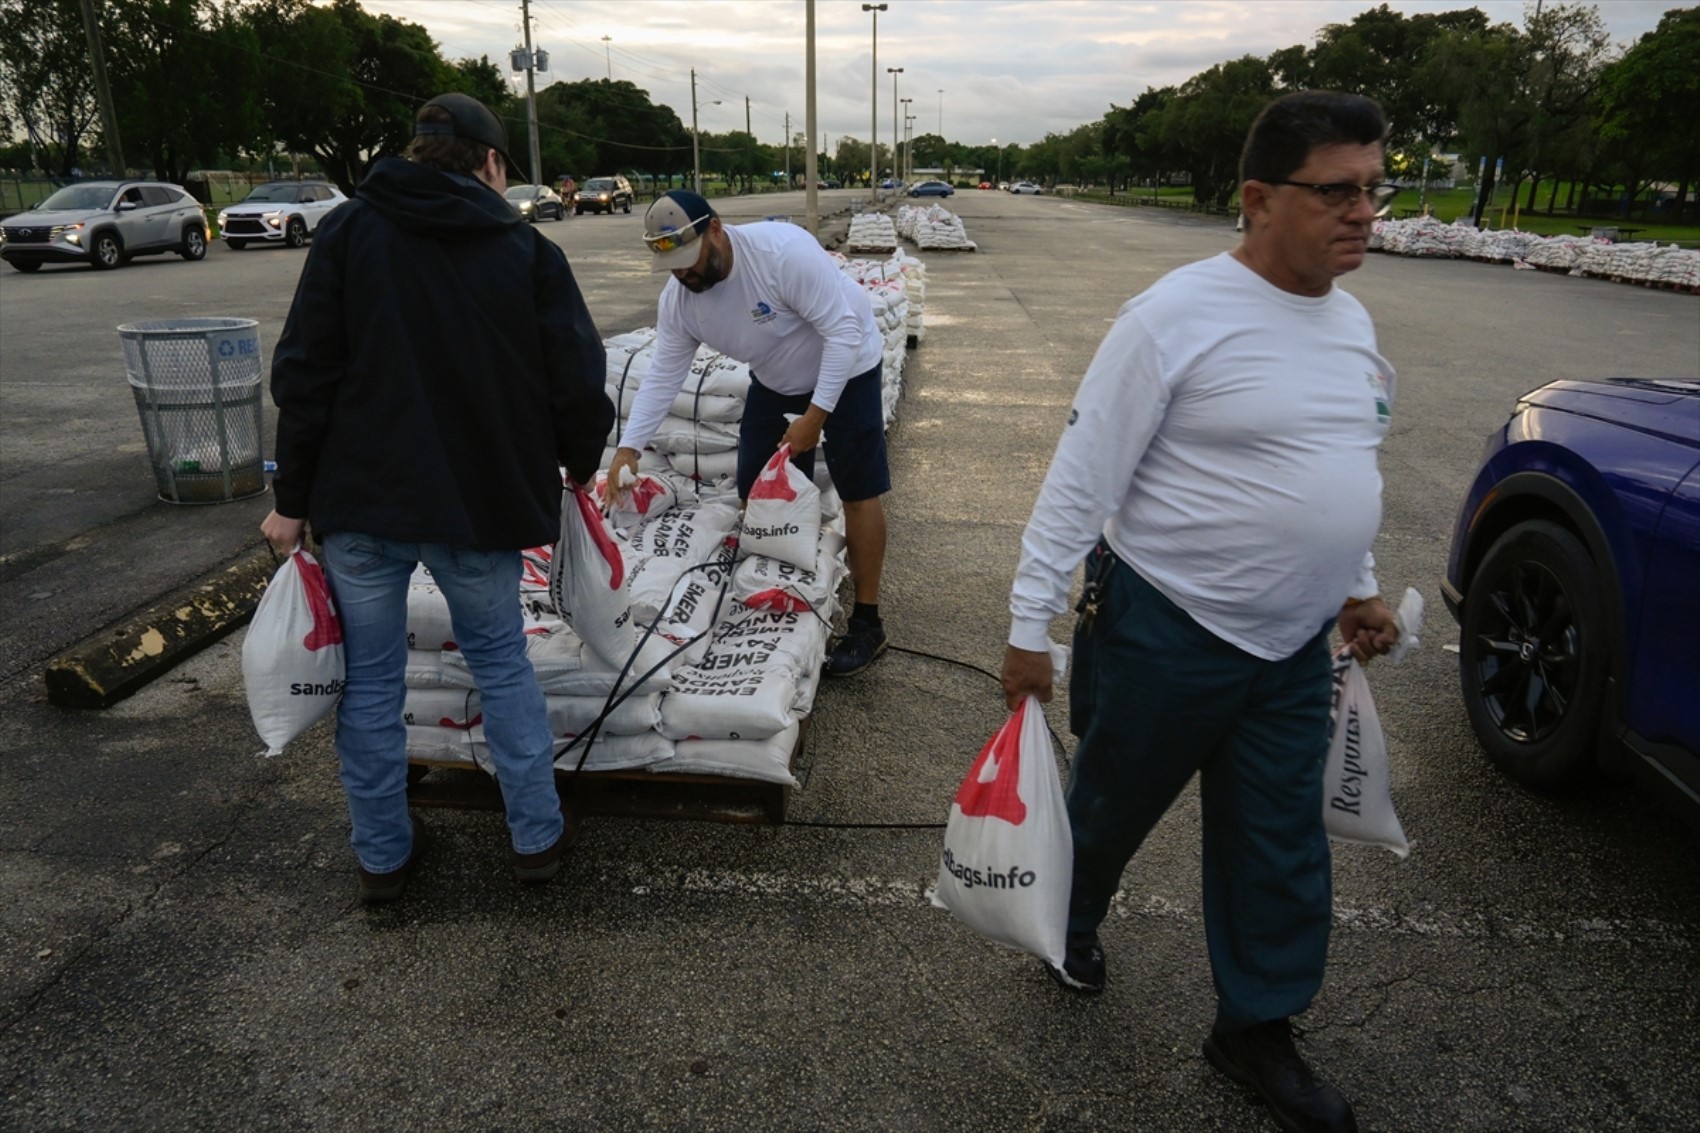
[217,181,347,250]
[1,181,208,272]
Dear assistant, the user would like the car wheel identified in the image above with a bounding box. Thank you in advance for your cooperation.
[622,199,632,214]
[284,217,307,248]
[1459,519,1608,791]
[91,231,123,270]
[9,260,42,273]
[226,239,248,250]
[179,225,207,260]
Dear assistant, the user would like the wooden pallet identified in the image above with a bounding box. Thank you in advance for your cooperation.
[405,721,803,826]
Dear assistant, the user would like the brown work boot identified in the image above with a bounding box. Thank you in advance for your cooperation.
[512,806,580,884]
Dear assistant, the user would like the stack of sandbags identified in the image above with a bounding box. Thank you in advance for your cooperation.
[896,203,976,251]
[1570,240,1700,287]
[1522,234,1590,271]
[603,330,753,487]
[1372,218,1700,290]
[847,212,898,254]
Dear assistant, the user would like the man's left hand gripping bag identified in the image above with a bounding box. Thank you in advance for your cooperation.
[243,549,345,756]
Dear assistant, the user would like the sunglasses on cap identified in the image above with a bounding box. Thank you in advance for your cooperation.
[644,215,709,254]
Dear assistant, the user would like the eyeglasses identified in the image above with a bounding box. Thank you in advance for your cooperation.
[1262,180,1400,216]
[644,216,707,253]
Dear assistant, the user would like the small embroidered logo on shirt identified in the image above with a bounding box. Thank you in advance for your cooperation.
[750,301,777,324]
[1367,371,1391,423]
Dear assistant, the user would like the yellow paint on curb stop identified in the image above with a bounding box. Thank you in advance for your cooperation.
[127,628,168,662]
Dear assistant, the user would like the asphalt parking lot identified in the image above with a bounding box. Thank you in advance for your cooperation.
[2,187,1698,1130]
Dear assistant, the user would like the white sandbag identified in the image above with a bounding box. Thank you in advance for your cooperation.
[405,583,458,652]
[640,542,739,669]
[543,691,662,737]
[1324,653,1411,858]
[698,606,830,679]
[624,498,742,620]
[932,695,1071,970]
[666,448,740,484]
[658,721,801,786]
[533,663,672,698]
[404,649,452,689]
[658,663,801,741]
[242,549,346,756]
[549,484,675,683]
[739,444,820,569]
[599,444,672,474]
[439,619,586,690]
[594,467,680,531]
[405,724,475,764]
[646,416,742,456]
[550,730,676,772]
[519,544,554,615]
[402,687,481,728]
[734,530,846,616]
[605,381,744,424]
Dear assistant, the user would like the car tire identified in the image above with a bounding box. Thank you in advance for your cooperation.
[9,260,42,273]
[91,231,123,270]
[226,239,248,250]
[1459,519,1608,791]
[622,199,632,214]
[179,225,207,260]
[284,217,307,248]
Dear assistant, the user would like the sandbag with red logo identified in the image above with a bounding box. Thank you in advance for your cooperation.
[932,694,1071,969]
[738,444,819,570]
[549,484,674,684]
[242,548,345,756]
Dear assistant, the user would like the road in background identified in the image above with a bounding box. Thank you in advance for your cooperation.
[2,188,1697,1130]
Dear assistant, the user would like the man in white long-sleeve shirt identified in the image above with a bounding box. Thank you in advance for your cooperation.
[1001,93,1402,1133]
[607,191,891,676]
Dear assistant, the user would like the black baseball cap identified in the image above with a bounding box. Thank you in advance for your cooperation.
[414,93,517,172]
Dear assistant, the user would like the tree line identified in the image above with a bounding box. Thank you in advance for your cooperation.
[2,1,1693,223]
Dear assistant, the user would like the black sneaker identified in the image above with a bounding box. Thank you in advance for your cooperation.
[825,617,888,676]
[1042,930,1106,995]
[1203,1018,1357,1133]
[356,816,427,905]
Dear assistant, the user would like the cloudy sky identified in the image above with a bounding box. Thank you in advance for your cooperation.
[361,0,1677,149]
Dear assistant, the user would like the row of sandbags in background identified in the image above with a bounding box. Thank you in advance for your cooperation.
[1370,217,1700,290]
[847,212,899,254]
[400,471,849,786]
[896,203,976,252]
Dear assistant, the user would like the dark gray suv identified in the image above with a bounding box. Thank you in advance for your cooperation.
[1,181,208,272]
[573,175,634,215]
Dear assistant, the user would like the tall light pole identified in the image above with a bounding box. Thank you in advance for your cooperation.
[861,3,886,194]
[600,35,611,79]
[992,137,1001,187]
[900,98,912,181]
[937,89,944,137]
[691,72,720,195]
[517,0,543,190]
[887,66,903,185]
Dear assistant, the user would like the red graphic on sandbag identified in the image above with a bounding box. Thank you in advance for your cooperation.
[954,699,1029,825]
[744,588,808,613]
[294,552,344,651]
[572,485,624,590]
[630,476,670,516]
[749,444,798,502]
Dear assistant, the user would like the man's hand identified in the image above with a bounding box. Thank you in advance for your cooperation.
[260,510,306,556]
[1001,644,1054,712]
[602,447,643,506]
[1338,596,1399,664]
[781,405,829,455]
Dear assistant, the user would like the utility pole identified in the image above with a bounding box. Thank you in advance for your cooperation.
[691,69,702,195]
[78,0,124,175]
[601,35,612,79]
[805,0,818,231]
[784,111,791,187]
[519,0,542,188]
[862,3,886,194]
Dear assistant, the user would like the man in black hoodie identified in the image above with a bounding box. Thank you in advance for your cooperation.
[260,93,614,904]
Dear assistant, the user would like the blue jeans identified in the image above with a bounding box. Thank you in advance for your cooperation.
[320,533,563,873]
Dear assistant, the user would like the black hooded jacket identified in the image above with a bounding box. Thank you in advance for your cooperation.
[269,156,613,550]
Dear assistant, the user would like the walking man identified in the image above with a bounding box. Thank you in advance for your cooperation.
[1001,92,1403,1133]
[607,191,892,676]
[261,93,613,903]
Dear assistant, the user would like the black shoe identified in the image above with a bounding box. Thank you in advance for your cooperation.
[1203,1018,1357,1133]
[1042,930,1106,995]
[825,617,888,677]
[513,807,579,884]
[357,816,427,905]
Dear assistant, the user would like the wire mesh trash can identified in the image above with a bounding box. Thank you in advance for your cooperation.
[119,317,266,504]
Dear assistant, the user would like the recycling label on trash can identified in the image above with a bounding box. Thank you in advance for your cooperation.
[210,328,261,364]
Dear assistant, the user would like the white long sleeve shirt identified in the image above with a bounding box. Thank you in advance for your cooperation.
[620,222,883,451]
[1009,252,1393,662]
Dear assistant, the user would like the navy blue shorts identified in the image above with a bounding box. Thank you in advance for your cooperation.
[736,363,890,502]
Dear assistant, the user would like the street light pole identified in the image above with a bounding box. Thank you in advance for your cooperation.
[887,67,903,185]
[861,3,886,195]
[691,68,701,194]
[938,89,944,137]
[601,35,611,80]
[900,98,912,180]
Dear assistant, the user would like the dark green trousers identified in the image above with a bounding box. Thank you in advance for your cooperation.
[1068,542,1334,1030]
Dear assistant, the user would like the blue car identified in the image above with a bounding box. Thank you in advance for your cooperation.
[1443,378,1700,820]
[907,181,954,198]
